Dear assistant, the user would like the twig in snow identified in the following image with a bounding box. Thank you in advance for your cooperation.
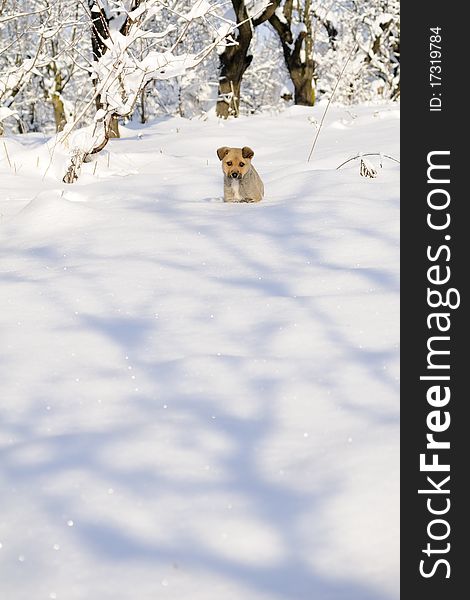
[3,141,12,169]
[360,158,377,178]
[307,43,358,162]
[336,153,400,170]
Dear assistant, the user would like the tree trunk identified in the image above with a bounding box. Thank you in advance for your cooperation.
[51,92,67,132]
[62,115,114,183]
[88,0,132,138]
[108,115,120,139]
[285,36,315,107]
[139,89,146,124]
[269,3,316,107]
[292,74,315,106]
[216,59,248,118]
[216,1,252,118]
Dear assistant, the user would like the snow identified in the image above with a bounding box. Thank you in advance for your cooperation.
[274,6,288,24]
[0,106,17,122]
[247,1,271,19]
[0,104,399,600]
[292,22,308,38]
[187,0,214,20]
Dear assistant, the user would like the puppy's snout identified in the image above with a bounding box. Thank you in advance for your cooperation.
[231,172,239,179]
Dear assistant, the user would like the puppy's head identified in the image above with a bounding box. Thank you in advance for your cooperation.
[217,146,254,180]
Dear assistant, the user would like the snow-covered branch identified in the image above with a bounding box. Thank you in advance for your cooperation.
[60,0,239,181]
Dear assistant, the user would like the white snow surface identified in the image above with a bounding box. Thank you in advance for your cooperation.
[0,104,399,600]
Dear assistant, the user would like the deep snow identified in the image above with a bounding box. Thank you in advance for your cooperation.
[0,104,399,600]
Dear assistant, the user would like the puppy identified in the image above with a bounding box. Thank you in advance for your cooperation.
[217,146,264,203]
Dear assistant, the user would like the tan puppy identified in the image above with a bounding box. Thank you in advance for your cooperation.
[216,146,264,203]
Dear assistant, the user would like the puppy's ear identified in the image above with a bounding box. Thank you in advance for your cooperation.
[242,146,254,159]
[217,146,230,161]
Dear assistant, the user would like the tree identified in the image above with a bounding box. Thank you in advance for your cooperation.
[1,1,90,134]
[87,0,140,138]
[267,0,316,106]
[313,0,400,104]
[61,0,239,182]
[239,26,287,114]
[0,1,49,133]
[216,1,280,118]
[42,1,85,132]
[356,0,400,100]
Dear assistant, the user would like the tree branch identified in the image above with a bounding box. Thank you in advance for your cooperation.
[252,0,281,27]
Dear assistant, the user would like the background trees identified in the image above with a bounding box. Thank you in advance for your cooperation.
[215,0,280,118]
[0,0,400,136]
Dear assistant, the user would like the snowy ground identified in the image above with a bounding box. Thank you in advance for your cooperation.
[0,104,399,600]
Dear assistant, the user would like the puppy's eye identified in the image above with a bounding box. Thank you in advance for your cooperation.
[227,161,232,166]
[239,162,245,167]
